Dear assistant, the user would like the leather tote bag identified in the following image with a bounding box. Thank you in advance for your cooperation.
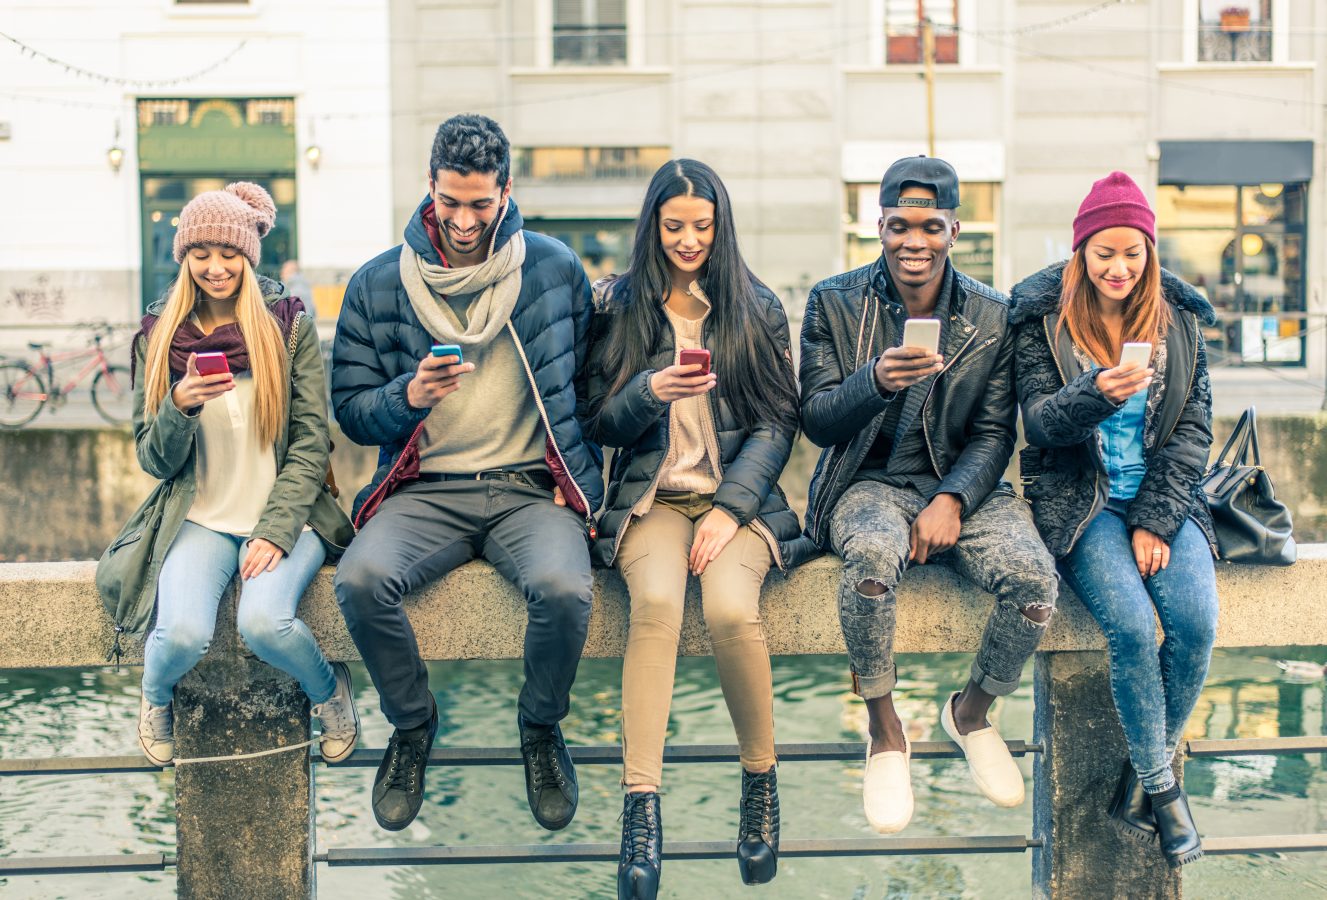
[1201,406,1295,566]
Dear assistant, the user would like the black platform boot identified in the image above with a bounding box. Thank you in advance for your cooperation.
[737,766,780,885]
[1151,787,1203,868]
[1107,760,1157,844]
[617,791,662,900]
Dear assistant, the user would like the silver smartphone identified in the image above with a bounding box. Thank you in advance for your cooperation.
[1119,341,1153,370]
[901,318,942,355]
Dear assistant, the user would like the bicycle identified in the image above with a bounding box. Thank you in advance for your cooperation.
[0,324,134,428]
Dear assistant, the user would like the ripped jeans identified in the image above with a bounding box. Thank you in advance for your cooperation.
[828,481,1058,699]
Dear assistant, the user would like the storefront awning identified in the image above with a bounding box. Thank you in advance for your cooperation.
[1159,140,1314,185]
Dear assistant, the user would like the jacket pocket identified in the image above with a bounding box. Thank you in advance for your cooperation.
[107,531,143,553]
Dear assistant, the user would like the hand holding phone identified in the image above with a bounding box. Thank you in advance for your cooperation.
[875,318,944,393]
[172,352,235,411]
[901,318,941,355]
[678,348,711,375]
[408,344,474,409]
[1097,341,1154,403]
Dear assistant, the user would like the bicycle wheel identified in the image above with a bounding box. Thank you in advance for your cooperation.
[0,361,47,428]
[91,365,133,425]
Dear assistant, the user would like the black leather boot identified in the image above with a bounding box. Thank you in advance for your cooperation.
[737,766,780,885]
[1107,760,1157,844]
[617,791,662,900]
[1152,788,1203,868]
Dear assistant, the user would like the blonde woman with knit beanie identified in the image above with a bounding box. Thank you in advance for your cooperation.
[99,182,357,767]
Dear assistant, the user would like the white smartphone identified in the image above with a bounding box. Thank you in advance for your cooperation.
[901,318,942,355]
[1119,341,1153,370]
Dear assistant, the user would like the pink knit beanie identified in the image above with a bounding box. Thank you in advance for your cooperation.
[173,182,277,268]
[1071,171,1155,251]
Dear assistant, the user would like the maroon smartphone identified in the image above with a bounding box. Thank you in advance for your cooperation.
[679,348,711,375]
[194,352,231,377]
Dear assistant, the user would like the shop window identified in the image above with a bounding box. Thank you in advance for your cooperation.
[1157,182,1306,364]
[884,0,959,65]
[526,219,632,284]
[554,0,627,66]
[513,147,669,182]
[1198,1,1272,62]
[843,181,997,287]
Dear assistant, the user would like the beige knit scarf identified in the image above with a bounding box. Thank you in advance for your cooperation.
[400,224,526,349]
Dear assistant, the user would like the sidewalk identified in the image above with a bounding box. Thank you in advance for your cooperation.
[1209,366,1326,417]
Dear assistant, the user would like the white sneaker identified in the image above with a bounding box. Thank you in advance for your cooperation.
[138,693,174,766]
[312,662,360,764]
[940,691,1024,808]
[862,733,913,834]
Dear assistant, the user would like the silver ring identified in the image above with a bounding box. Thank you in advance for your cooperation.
[1151,549,1162,556]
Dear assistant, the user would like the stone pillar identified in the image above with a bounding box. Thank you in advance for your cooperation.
[172,587,314,899]
[1032,650,1181,900]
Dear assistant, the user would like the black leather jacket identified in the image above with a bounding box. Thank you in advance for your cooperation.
[1010,262,1218,558]
[799,259,1018,548]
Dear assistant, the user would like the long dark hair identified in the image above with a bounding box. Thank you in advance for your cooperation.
[599,159,799,433]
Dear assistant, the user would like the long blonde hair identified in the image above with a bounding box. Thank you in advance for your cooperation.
[142,256,287,445]
[1056,237,1170,368]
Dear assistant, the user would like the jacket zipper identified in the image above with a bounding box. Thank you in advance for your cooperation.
[919,325,979,479]
[1043,316,1104,552]
[505,321,596,537]
[811,291,876,539]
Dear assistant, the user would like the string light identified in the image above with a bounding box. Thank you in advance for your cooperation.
[0,31,246,88]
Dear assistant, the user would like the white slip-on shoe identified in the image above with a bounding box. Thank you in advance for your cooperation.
[312,661,360,764]
[940,691,1024,808]
[138,693,174,766]
[862,733,913,834]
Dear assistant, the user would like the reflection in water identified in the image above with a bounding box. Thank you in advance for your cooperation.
[1,650,1324,898]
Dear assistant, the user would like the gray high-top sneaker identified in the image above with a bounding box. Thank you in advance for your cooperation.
[138,693,174,766]
[312,662,360,764]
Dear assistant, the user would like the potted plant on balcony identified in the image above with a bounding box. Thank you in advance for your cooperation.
[1219,5,1251,32]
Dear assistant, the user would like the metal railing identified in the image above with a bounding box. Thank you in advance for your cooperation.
[3,733,1326,879]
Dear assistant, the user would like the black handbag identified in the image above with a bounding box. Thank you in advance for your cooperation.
[1201,406,1295,565]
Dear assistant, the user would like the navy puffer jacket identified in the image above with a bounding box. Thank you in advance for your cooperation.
[331,195,604,524]
[585,275,817,572]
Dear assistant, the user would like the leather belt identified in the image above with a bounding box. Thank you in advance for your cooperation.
[416,469,556,491]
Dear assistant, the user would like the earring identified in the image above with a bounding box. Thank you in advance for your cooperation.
[948,240,955,248]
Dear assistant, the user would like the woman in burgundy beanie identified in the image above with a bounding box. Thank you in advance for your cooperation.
[99,182,356,771]
[1009,170,1219,868]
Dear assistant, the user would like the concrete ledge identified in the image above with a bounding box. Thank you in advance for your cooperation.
[3,546,1325,669]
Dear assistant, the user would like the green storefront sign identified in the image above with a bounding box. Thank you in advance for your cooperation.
[138,98,298,309]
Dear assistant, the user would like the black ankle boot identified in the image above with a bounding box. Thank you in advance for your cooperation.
[737,766,780,885]
[1107,760,1157,844]
[1152,788,1203,868]
[618,791,662,900]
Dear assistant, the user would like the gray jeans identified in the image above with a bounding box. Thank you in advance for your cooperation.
[828,481,1058,699]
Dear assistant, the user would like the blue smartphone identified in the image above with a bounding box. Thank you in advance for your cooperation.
[430,344,463,363]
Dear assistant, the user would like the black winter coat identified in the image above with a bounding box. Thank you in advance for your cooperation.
[331,196,604,523]
[585,276,818,571]
[1010,262,1218,558]
[799,259,1018,548]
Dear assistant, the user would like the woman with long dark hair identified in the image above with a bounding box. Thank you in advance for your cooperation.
[1011,172,1218,869]
[98,183,357,768]
[587,159,814,900]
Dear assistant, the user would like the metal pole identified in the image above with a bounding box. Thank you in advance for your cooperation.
[923,16,937,157]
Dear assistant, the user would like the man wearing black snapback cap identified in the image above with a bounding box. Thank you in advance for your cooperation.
[799,156,1058,833]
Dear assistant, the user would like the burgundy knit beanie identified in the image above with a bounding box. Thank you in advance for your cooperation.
[1071,171,1155,251]
[173,182,277,268]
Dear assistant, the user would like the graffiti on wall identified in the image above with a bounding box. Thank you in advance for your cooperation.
[4,275,67,322]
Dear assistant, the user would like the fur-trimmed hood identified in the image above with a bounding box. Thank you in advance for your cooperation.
[1009,261,1217,326]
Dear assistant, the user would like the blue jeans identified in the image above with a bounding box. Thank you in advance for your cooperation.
[1059,500,1218,793]
[142,521,333,707]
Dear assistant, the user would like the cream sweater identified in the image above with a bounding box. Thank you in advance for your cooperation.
[186,376,277,537]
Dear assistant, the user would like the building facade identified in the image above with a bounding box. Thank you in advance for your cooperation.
[0,0,394,351]
[390,0,1326,373]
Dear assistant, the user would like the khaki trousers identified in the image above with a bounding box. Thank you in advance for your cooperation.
[617,490,776,787]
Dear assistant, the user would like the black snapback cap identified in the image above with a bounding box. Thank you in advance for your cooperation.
[879,155,960,210]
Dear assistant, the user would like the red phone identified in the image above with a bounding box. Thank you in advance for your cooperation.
[194,352,231,377]
[679,348,711,375]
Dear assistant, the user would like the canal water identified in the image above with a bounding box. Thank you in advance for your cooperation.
[2,648,1324,898]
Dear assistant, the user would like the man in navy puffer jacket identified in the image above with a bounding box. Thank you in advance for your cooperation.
[331,114,603,834]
